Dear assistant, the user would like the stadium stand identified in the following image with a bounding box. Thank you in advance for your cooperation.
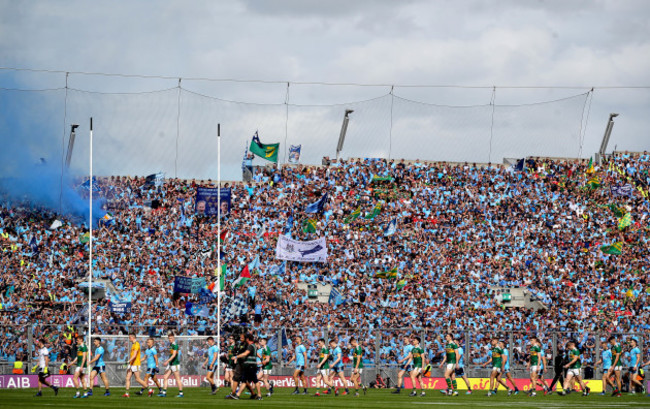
[0,150,649,380]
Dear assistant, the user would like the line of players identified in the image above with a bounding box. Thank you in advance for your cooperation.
[32,331,650,399]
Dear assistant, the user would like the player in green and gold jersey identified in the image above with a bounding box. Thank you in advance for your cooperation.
[559,340,590,397]
[408,337,426,397]
[607,336,623,397]
[224,336,236,387]
[314,338,333,396]
[72,336,88,398]
[438,333,460,396]
[526,337,549,396]
[350,338,366,397]
[482,338,507,396]
[160,332,183,398]
[257,338,273,397]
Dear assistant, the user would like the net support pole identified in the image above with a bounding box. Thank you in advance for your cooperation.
[87,117,93,376]
[217,123,221,386]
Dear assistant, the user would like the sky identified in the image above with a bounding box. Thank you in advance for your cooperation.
[1,0,649,181]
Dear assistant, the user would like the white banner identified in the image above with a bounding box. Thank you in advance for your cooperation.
[275,235,327,262]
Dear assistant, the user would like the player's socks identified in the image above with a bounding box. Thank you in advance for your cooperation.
[446,378,452,389]
[452,379,457,389]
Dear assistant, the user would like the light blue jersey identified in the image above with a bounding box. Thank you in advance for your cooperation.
[95,346,105,367]
[256,347,263,366]
[602,349,612,370]
[502,348,510,371]
[458,346,465,368]
[630,347,641,367]
[146,347,158,368]
[539,349,545,370]
[295,344,306,366]
[332,346,343,367]
[403,344,414,362]
[207,345,219,367]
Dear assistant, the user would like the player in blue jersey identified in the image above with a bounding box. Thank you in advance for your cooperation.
[595,343,614,395]
[204,337,219,394]
[392,335,414,394]
[329,339,349,396]
[627,339,645,394]
[289,335,308,395]
[455,337,473,394]
[84,337,110,397]
[137,337,163,397]
[498,340,519,395]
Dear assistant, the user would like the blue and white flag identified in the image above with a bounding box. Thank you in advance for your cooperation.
[80,177,101,192]
[384,218,397,236]
[328,287,344,306]
[144,172,164,188]
[276,235,327,262]
[185,302,210,317]
[284,215,294,237]
[305,193,328,213]
[611,184,633,197]
[109,301,132,314]
[268,261,286,276]
[288,144,301,164]
[268,328,289,352]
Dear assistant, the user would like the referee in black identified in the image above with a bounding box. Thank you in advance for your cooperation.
[548,343,568,393]
[227,333,261,400]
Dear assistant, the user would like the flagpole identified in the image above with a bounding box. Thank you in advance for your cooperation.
[216,123,221,386]
[87,117,93,376]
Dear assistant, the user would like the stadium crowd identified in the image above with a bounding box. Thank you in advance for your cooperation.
[1,151,649,371]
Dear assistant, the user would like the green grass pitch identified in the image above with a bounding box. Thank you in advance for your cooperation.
[1,387,649,409]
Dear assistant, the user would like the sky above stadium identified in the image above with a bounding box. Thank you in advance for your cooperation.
[1,0,649,181]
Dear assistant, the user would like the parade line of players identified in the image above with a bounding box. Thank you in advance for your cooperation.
[32,332,650,399]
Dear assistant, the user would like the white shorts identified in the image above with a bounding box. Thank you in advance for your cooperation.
[353,368,363,375]
[262,369,272,375]
[530,365,540,374]
[75,366,85,374]
[319,369,330,377]
[568,368,582,377]
[613,366,622,372]
[411,367,422,375]
[225,367,233,372]
[165,365,180,373]
[129,365,140,373]
[446,363,457,371]
[491,367,502,374]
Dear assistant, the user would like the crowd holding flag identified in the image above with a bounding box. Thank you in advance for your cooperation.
[232,265,252,289]
[384,219,397,236]
[375,267,398,279]
[249,131,279,163]
[618,212,632,230]
[364,202,382,220]
[601,242,623,255]
[343,207,361,224]
[302,218,317,233]
[305,193,328,213]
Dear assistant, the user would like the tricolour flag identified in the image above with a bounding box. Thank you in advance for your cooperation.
[600,242,623,255]
[343,207,361,224]
[232,265,251,288]
[249,132,279,163]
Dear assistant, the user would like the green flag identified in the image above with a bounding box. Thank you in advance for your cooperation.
[608,204,625,218]
[364,202,382,220]
[301,218,317,233]
[376,267,397,279]
[249,133,279,163]
[600,242,623,255]
[618,213,631,230]
[343,207,361,224]
[587,176,601,189]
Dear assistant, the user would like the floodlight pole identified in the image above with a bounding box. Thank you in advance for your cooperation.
[87,117,93,376]
[596,113,618,165]
[336,109,354,161]
[65,124,79,169]
[217,123,221,386]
